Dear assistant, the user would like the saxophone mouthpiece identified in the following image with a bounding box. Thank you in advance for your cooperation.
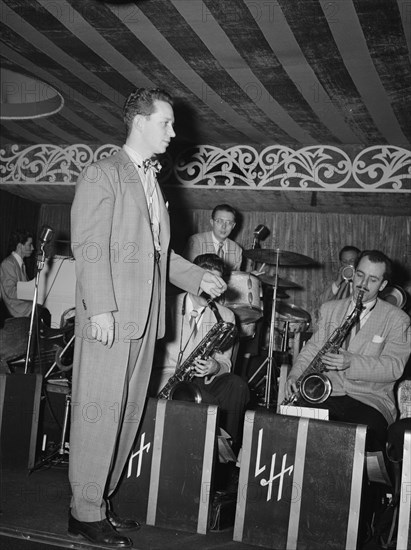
[355,288,365,312]
[201,292,223,323]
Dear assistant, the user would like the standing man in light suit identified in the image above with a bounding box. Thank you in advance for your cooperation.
[183,204,243,273]
[0,229,34,317]
[69,88,226,549]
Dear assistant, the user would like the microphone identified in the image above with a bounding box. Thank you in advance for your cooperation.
[252,224,269,249]
[253,224,270,240]
[200,292,223,323]
[39,225,54,245]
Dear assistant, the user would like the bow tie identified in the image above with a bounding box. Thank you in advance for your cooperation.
[143,158,161,174]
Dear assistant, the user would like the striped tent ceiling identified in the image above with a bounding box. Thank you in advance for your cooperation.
[1,0,410,150]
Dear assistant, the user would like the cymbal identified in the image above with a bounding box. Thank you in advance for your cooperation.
[276,302,311,324]
[256,273,301,289]
[244,248,316,266]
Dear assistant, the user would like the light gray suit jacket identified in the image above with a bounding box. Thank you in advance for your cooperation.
[183,230,242,271]
[290,297,411,424]
[71,148,205,344]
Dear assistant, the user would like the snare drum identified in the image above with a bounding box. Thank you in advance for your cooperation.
[223,271,263,324]
[275,302,311,333]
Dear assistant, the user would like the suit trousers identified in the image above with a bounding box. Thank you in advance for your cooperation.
[310,395,388,453]
[193,373,250,454]
[69,264,160,522]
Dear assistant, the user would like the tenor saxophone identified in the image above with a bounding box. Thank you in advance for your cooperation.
[282,289,364,406]
[157,304,237,403]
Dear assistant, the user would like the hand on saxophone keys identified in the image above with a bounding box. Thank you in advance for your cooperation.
[193,356,221,377]
[285,374,299,401]
[321,350,352,371]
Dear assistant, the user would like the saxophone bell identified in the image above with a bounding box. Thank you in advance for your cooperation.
[168,381,203,403]
[299,373,332,404]
[157,320,237,403]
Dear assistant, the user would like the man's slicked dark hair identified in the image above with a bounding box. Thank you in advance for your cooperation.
[193,253,224,276]
[356,250,392,283]
[8,229,33,254]
[123,88,173,135]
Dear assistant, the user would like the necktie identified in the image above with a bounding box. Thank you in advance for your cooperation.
[189,310,199,338]
[143,158,161,174]
[217,242,224,259]
[343,319,361,350]
[21,263,27,281]
[142,160,161,251]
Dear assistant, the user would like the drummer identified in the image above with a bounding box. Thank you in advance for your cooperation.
[183,204,242,273]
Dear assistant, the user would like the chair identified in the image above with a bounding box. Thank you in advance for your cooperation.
[377,379,411,549]
[276,365,411,548]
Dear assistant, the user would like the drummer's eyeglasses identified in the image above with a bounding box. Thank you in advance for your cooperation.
[213,218,236,228]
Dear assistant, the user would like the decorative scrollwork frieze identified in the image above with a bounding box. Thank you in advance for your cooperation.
[1,143,410,192]
[0,144,121,184]
[174,145,410,191]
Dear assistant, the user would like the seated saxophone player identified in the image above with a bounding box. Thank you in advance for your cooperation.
[285,250,411,455]
[150,253,250,457]
[284,250,411,540]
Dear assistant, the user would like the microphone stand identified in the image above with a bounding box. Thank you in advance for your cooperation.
[24,243,47,374]
[248,249,280,409]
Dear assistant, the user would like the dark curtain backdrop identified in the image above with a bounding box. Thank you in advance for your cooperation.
[38,203,411,321]
[36,204,72,258]
[0,190,40,278]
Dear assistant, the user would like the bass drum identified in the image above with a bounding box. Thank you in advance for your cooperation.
[222,271,263,324]
[380,285,407,309]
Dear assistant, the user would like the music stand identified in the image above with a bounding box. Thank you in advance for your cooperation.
[24,225,53,374]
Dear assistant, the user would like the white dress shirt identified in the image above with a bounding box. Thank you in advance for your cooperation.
[123,145,161,251]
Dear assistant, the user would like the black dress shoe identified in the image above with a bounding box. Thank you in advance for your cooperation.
[68,513,132,548]
[107,508,141,532]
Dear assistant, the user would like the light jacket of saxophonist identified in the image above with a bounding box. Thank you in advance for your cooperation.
[289,297,411,425]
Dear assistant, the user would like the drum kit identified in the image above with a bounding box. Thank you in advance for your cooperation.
[223,247,316,409]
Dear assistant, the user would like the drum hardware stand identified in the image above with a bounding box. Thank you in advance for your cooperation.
[30,392,71,473]
[248,249,281,409]
[280,321,290,355]
[44,334,75,380]
[24,225,53,374]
